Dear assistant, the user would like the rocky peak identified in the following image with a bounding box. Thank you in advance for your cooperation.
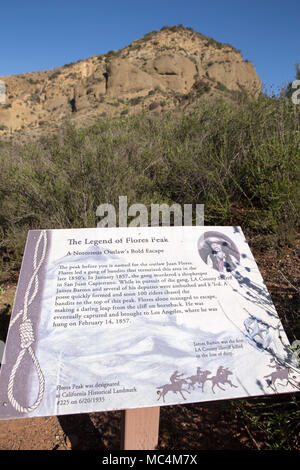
[0,25,261,138]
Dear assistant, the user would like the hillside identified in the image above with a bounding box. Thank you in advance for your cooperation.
[0,25,261,138]
[0,25,300,451]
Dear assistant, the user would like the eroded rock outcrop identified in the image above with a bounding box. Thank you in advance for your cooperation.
[106,58,159,96]
[0,26,261,136]
[144,54,197,93]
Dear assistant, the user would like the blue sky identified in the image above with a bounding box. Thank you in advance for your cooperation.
[0,0,299,93]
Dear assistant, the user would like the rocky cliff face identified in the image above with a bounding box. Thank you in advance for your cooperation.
[0,26,261,137]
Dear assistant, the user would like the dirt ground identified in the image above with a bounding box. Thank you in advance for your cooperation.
[0,234,299,450]
[0,402,259,450]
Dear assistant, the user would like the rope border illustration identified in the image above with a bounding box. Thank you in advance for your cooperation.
[7,230,47,413]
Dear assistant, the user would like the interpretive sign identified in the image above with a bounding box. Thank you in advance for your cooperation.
[0,226,299,420]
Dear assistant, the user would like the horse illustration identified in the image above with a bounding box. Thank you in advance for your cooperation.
[209,366,238,394]
[263,357,299,391]
[187,368,212,392]
[264,366,294,391]
[187,367,202,390]
[157,378,190,403]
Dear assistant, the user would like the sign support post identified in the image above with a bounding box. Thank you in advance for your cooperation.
[121,407,160,450]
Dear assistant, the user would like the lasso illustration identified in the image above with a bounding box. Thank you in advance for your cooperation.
[7,230,47,413]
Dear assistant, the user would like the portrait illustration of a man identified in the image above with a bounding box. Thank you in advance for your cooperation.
[198,231,240,273]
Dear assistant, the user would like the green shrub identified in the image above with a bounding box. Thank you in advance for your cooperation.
[0,93,299,275]
[27,77,40,85]
[215,81,229,92]
[149,101,160,110]
[49,70,61,80]
[192,80,211,96]
[130,96,143,106]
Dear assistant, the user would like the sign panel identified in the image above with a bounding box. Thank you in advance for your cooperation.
[0,226,299,420]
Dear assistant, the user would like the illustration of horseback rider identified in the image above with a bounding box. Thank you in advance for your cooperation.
[157,370,190,403]
[170,370,185,385]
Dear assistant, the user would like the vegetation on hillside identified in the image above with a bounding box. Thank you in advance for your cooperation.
[0,89,299,449]
[0,91,299,275]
